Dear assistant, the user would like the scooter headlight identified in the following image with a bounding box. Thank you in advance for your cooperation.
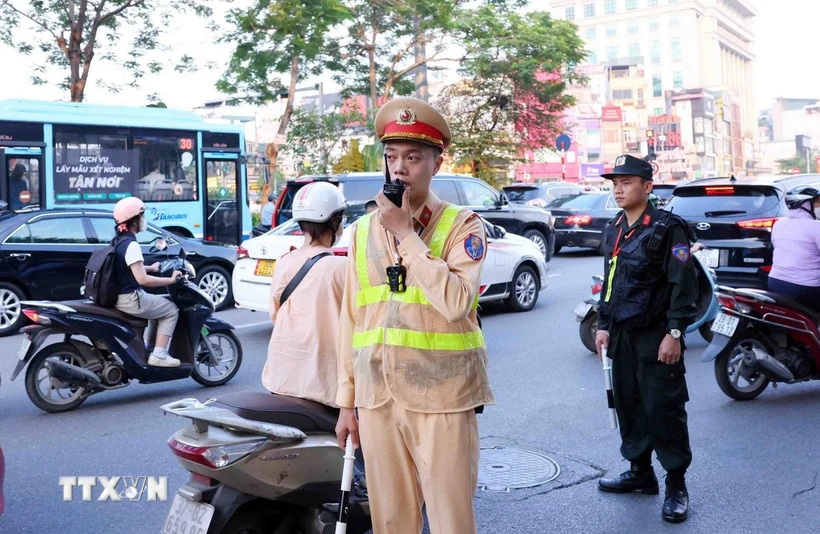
[184,261,196,279]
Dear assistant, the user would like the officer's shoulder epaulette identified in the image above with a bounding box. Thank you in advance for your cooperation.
[654,209,696,241]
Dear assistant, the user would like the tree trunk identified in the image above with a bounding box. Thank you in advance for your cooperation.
[266,55,300,187]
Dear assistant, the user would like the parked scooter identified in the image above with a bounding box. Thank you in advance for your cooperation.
[12,239,243,413]
[161,393,371,534]
[575,252,719,353]
[702,286,820,401]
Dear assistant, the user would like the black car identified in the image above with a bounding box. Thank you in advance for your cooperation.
[502,182,585,208]
[272,172,557,260]
[0,209,238,336]
[773,173,820,193]
[651,183,683,206]
[548,193,619,255]
[664,177,789,289]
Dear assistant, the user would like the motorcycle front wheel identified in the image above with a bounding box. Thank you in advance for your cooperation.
[192,331,243,387]
[714,334,771,401]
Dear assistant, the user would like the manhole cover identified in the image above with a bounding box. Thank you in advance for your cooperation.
[477,446,561,491]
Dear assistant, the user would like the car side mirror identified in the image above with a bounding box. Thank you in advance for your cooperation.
[151,237,168,252]
[494,225,506,238]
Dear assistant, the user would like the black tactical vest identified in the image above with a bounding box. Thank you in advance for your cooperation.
[602,209,692,330]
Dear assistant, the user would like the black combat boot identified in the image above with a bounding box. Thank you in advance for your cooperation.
[662,474,689,523]
[598,462,659,494]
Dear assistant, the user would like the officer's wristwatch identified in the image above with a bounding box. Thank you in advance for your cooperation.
[668,329,682,339]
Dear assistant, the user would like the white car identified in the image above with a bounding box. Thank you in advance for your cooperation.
[232,214,548,314]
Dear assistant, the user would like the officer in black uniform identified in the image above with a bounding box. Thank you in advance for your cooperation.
[595,154,698,523]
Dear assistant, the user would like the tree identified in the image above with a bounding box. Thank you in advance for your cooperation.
[282,105,367,175]
[330,0,472,114]
[0,0,212,102]
[217,0,348,178]
[437,6,586,184]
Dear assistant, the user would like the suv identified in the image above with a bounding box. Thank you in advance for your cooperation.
[651,183,682,206]
[502,182,585,208]
[664,177,789,289]
[272,172,556,259]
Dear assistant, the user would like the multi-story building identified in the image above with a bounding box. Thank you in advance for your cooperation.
[551,0,757,166]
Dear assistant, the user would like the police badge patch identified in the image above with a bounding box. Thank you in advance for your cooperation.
[464,234,485,261]
[671,243,690,263]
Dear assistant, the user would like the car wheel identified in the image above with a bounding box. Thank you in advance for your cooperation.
[506,265,539,312]
[197,265,233,312]
[0,282,26,337]
[523,229,548,259]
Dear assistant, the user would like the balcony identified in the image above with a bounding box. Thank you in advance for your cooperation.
[722,0,757,17]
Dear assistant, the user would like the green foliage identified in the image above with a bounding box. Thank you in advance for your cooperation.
[776,156,808,174]
[0,0,213,101]
[438,6,587,182]
[284,104,367,174]
[216,0,347,103]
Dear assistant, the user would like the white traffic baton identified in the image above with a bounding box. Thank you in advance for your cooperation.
[335,435,356,534]
[602,347,618,429]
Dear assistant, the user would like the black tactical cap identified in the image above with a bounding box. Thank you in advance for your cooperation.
[601,154,654,181]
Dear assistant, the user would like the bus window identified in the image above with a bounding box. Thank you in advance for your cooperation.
[6,158,40,210]
[133,131,197,202]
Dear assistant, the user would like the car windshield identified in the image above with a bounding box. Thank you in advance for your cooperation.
[547,194,601,208]
[653,187,675,200]
[665,186,781,217]
[503,187,539,202]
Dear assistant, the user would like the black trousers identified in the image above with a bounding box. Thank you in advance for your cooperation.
[610,323,692,474]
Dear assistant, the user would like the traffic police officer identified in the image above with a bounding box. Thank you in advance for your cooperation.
[335,97,494,534]
[595,154,698,523]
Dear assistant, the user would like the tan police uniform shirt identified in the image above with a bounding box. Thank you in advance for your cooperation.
[262,245,346,407]
[336,191,495,413]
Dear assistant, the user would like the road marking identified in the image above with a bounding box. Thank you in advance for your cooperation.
[235,320,271,330]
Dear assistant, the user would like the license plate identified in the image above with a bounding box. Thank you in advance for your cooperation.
[17,336,31,361]
[574,302,592,318]
[254,259,276,276]
[694,248,719,268]
[162,494,214,534]
[711,312,739,337]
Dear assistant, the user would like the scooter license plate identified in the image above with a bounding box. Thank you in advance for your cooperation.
[711,313,739,338]
[17,336,31,361]
[162,494,214,534]
[574,302,592,318]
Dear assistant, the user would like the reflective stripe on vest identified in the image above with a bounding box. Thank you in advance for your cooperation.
[353,327,486,351]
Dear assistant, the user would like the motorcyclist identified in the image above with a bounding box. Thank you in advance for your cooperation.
[262,182,348,407]
[112,197,183,367]
[769,186,820,305]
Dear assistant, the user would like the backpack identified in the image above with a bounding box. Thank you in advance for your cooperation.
[81,235,133,307]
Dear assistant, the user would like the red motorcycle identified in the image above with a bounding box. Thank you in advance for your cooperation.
[702,286,820,400]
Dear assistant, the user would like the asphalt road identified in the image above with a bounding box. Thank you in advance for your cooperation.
[1,249,819,534]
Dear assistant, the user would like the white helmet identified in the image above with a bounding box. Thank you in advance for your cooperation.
[292,182,346,223]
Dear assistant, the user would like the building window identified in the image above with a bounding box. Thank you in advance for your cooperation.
[670,16,680,27]
[607,46,619,60]
[650,40,661,63]
[671,37,682,61]
[652,75,662,97]
[628,43,641,57]
[606,26,617,37]
[626,0,638,9]
[628,24,639,34]
[673,71,683,89]
[624,129,636,142]
[586,28,597,39]
[650,19,660,31]
[584,3,596,17]
[587,51,598,64]
[654,107,664,115]
[638,89,645,105]
[648,0,658,5]
[613,89,633,100]
[566,7,575,20]
[605,0,616,14]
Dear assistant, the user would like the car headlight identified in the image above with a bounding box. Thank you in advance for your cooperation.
[184,261,196,278]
